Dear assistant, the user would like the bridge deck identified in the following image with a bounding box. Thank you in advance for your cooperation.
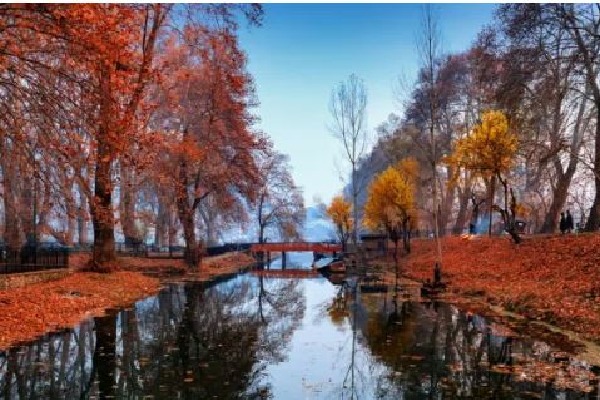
[250,269,321,279]
[250,242,341,253]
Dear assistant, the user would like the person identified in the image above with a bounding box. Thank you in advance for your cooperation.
[559,212,567,234]
[566,209,574,233]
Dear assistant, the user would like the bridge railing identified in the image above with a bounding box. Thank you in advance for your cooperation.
[250,242,342,253]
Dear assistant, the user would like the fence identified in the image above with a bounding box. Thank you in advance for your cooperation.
[146,246,185,259]
[115,242,252,259]
[0,246,69,274]
[115,242,149,257]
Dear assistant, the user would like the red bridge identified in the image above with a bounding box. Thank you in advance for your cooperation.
[250,269,321,279]
[250,242,342,254]
[250,242,342,269]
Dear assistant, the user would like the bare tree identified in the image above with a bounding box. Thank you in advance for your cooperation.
[329,74,369,247]
[555,3,600,231]
[255,148,305,244]
[417,5,443,268]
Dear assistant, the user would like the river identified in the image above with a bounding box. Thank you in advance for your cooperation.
[0,253,598,399]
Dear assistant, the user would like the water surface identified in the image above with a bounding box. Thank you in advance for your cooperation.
[1,264,598,399]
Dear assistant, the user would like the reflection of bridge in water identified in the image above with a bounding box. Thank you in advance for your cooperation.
[250,242,341,268]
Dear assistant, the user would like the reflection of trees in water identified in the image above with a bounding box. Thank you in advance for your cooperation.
[0,275,305,398]
[0,320,96,399]
[254,276,305,364]
[360,296,598,398]
[324,280,384,400]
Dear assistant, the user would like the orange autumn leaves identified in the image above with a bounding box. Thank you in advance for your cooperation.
[0,5,266,269]
[0,272,159,350]
[405,235,600,343]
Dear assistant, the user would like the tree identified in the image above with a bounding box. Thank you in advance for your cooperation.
[554,4,600,232]
[0,5,167,269]
[416,4,444,268]
[448,110,521,242]
[363,165,416,274]
[0,4,264,271]
[326,196,352,252]
[485,4,590,234]
[329,74,369,247]
[152,21,264,267]
[255,148,305,245]
[494,4,600,232]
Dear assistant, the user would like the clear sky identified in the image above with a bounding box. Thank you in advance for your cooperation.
[238,3,496,206]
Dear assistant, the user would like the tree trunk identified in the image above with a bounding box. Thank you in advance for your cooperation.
[561,5,600,232]
[585,108,600,231]
[540,171,573,233]
[439,166,455,236]
[176,126,200,268]
[504,188,522,244]
[178,202,198,268]
[154,196,169,248]
[2,156,22,248]
[92,142,116,270]
[452,186,470,234]
[402,221,411,253]
[77,205,88,246]
[352,164,359,247]
[120,165,137,242]
[540,73,586,233]
[393,237,399,292]
[338,224,347,253]
[199,203,218,247]
[91,69,116,270]
[488,176,496,236]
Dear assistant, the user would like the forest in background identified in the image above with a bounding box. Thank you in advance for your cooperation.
[342,4,600,238]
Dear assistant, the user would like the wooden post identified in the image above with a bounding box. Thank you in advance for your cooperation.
[282,252,287,269]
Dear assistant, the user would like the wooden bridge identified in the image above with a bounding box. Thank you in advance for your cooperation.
[250,241,342,269]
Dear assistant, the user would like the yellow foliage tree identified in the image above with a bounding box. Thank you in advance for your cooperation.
[326,195,352,252]
[448,110,521,242]
[364,165,415,262]
[450,110,517,177]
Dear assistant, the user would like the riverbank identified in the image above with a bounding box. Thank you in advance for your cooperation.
[0,271,159,350]
[402,234,600,344]
[0,251,256,351]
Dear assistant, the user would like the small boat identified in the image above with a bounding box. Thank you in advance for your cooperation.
[315,257,345,275]
[329,260,345,273]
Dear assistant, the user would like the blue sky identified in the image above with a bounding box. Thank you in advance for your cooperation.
[238,4,496,206]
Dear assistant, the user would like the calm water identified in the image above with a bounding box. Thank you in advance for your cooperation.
[1,259,599,398]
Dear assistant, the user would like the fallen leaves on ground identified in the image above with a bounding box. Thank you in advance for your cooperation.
[402,234,600,343]
[118,256,187,274]
[187,252,255,281]
[202,252,255,270]
[0,271,159,351]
